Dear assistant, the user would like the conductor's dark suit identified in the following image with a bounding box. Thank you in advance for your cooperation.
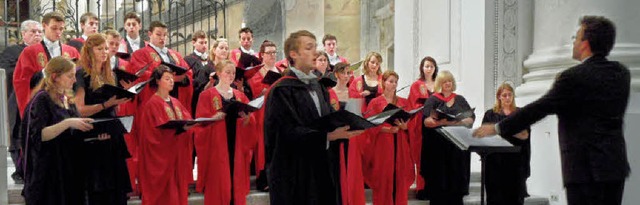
[497,54,630,204]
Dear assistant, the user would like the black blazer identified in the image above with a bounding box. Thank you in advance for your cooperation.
[498,55,631,184]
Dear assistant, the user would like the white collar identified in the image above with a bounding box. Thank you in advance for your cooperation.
[240,46,255,55]
[194,50,207,57]
[43,37,59,48]
[289,66,318,84]
[127,35,141,43]
[150,43,168,54]
[81,34,88,40]
[327,52,339,59]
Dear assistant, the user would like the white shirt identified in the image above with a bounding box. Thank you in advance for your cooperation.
[240,46,255,55]
[193,49,208,65]
[327,52,341,65]
[81,34,88,41]
[42,37,61,57]
[149,44,171,62]
[127,35,142,52]
[110,56,117,70]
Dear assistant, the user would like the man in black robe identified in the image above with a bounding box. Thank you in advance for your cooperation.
[474,16,631,205]
[0,19,43,184]
[264,30,363,205]
[184,30,215,115]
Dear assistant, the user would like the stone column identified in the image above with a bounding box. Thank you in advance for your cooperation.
[516,1,640,204]
[0,70,9,205]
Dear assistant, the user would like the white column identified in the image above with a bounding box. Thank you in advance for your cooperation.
[0,70,9,205]
[517,1,640,204]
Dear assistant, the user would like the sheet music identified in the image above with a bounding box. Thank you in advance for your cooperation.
[118,116,134,133]
[345,98,364,116]
[248,96,265,109]
[438,126,513,150]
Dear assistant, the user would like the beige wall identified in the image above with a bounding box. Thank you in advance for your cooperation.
[324,0,361,63]
[285,0,325,45]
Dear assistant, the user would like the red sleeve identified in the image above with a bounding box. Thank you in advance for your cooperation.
[248,73,268,99]
[173,51,194,113]
[13,46,40,118]
[348,76,363,98]
[407,80,422,109]
[230,49,241,66]
[329,89,340,111]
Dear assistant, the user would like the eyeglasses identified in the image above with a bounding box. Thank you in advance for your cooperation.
[264,51,277,55]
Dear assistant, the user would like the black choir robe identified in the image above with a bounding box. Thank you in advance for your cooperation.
[264,72,341,205]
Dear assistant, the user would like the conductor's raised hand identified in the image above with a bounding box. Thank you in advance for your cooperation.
[327,126,365,141]
[66,118,94,132]
[472,124,498,138]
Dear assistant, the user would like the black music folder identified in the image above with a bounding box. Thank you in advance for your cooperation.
[261,70,282,85]
[311,109,378,132]
[157,117,218,130]
[384,105,424,124]
[160,62,189,75]
[221,97,263,114]
[115,63,151,82]
[436,126,519,152]
[115,52,131,61]
[82,116,133,142]
[319,76,337,87]
[435,107,475,121]
[95,80,148,99]
[236,64,263,80]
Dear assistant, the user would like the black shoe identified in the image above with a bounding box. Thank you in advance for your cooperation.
[11,172,24,184]
[416,189,429,200]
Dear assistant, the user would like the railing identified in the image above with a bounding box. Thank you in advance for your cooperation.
[2,0,227,55]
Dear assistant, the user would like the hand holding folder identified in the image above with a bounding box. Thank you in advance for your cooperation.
[95,80,149,100]
[82,116,134,142]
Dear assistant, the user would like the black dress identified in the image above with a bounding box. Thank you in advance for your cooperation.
[420,94,474,205]
[21,90,85,205]
[362,75,379,105]
[222,94,239,205]
[482,109,530,205]
[75,69,132,205]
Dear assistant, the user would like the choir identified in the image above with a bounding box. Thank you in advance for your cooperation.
[8,11,535,205]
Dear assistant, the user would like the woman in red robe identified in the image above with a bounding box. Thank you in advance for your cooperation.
[246,40,282,191]
[406,56,438,199]
[195,60,255,205]
[138,66,195,205]
[348,52,383,114]
[330,63,367,205]
[363,70,414,205]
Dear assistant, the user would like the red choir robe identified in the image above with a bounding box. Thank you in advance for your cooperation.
[138,94,194,205]
[274,58,290,71]
[13,43,80,118]
[328,89,367,205]
[125,46,194,194]
[194,88,256,205]
[245,68,284,177]
[363,96,415,205]
[229,48,259,67]
[406,80,432,192]
[348,75,383,114]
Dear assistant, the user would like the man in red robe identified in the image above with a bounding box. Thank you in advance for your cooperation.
[13,11,80,119]
[121,12,146,54]
[229,27,258,66]
[66,12,99,53]
[126,20,193,112]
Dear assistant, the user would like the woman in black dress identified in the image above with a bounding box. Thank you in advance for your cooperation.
[21,57,95,205]
[481,82,530,205]
[74,33,132,204]
[420,70,475,205]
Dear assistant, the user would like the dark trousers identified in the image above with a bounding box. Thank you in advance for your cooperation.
[430,194,464,205]
[566,181,625,205]
[8,93,24,178]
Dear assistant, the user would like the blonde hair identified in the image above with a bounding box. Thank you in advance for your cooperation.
[492,82,517,113]
[434,70,457,93]
[209,38,228,62]
[32,57,76,106]
[363,51,383,76]
[215,59,236,73]
[79,33,115,91]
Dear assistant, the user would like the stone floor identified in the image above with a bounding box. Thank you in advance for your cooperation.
[5,156,549,205]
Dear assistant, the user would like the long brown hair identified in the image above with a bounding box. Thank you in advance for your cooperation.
[363,51,383,76]
[79,33,115,91]
[32,56,76,106]
[492,82,517,113]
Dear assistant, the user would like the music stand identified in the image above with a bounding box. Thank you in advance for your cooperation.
[437,126,520,205]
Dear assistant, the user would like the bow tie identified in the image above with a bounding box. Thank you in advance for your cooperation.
[130,39,140,45]
[45,41,60,50]
[200,53,208,61]
[157,47,168,54]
